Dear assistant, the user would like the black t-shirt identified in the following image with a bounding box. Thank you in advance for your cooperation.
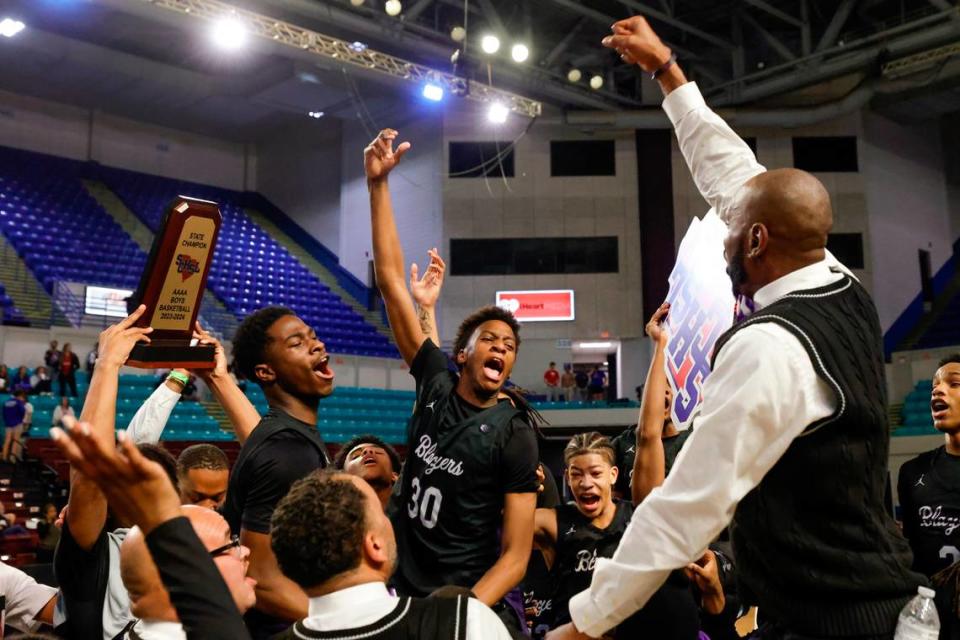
[898,446,960,577]
[550,501,699,638]
[611,426,692,498]
[223,407,330,535]
[388,340,539,596]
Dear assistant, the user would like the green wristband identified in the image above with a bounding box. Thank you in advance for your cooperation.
[167,371,190,386]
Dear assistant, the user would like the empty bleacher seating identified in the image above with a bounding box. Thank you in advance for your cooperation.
[0,146,147,293]
[100,167,398,359]
[897,379,936,436]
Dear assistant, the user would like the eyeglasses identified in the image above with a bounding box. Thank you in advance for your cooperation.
[209,535,241,558]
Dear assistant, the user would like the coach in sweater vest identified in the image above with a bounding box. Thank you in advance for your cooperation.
[548,15,925,640]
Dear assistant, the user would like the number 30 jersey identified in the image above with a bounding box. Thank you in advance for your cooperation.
[897,445,960,576]
[388,340,539,597]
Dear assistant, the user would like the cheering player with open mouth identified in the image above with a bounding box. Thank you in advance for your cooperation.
[365,129,540,638]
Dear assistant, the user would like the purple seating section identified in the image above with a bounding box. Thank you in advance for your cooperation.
[0,146,397,358]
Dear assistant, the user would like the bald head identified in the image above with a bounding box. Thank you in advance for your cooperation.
[725,169,834,298]
[121,506,254,622]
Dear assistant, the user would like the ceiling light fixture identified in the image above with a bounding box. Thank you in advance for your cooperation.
[511,43,529,63]
[481,34,500,55]
[0,18,25,38]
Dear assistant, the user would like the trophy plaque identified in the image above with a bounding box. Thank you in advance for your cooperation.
[126,196,222,369]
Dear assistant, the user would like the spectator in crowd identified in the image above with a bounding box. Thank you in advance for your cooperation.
[37,502,60,563]
[271,470,514,639]
[43,341,60,378]
[11,366,32,394]
[51,396,75,429]
[587,367,606,401]
[2,389,26,462]
[0,560,58,634]
[574,368,589,402]
[898,353,960,577]
[15,390,33,461]
[222,307,334,637]
[86,345,98,375]
[49,416,253,640]
[30,366,52,395]
[544,362,561,402]
[0,364,8,392]
[58,343,80,398]
[118,505,256,639]
[561,365,576,402]
[334,434,401,510]
[533,433,701,638]
[177,444,230,510]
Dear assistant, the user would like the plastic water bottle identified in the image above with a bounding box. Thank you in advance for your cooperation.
[894,586,940,640]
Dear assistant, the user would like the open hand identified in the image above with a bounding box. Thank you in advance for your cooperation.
[96,304,153,369]
[52,416,181,534]
[191,321,227,381]
[645,302,670,345]
[410,248,446,309]
[601,16,672,72]
[364,129,411,182]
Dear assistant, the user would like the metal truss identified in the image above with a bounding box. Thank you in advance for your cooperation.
[143,0,542,118]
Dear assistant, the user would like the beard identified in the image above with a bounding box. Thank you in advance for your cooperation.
[726,245,748,298]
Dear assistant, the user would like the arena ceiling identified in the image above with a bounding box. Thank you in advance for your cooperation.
[0,0,957,141]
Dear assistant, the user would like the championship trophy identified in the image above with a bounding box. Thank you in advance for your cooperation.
[126,196,222,369]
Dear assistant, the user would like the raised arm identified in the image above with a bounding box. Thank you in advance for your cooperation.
[365,129,426,366]
[602,16,765,223]
[192,323,261,445]
[632,303,670,505]
[67,305,152,550]
[125,371,184,445]
[410,249,445,349]
[472,492,536,606]
[50,423,251,640]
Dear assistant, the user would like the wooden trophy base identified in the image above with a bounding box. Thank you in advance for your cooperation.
[126,340,216,370]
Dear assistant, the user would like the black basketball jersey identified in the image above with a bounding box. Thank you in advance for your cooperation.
[898,446,960,576]
[549,501,700,639]
[274,595,469,640]
[611,426,692,498]
[388,340,539,597]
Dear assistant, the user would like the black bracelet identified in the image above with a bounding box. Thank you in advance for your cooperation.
[652,52,677,80]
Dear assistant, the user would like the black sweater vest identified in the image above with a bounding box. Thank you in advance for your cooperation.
[711,272,924,636]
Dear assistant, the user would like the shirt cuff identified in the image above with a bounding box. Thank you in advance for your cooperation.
[661,81,705,128]
[568,588,610,639]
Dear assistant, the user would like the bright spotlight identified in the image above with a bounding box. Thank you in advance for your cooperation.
[511,43,529,63]
[422,83,444,102]
[567,68,581,83]
[481,34,500,55]
[488,102,509,124]
[0,18,25,38]
[450,26,466,42]
[589,74,604,90]
[385,0,402,16]
[210,16,247,51]
[308,111,325,119]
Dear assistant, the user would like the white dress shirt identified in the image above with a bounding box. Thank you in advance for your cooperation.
[127,382,181,444]
[126,620,186,640]
[300,581,513,640]
[0,560,57,633]
[568,82,859,637]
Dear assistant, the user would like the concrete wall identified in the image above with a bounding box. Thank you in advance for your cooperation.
[670,111,875,295]
[861,113,952,331]
[0,90,250,190]
[440,102,644,388]
[256,119,342,248]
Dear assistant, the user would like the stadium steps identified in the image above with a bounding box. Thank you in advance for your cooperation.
[0,233,66,327]
[83,180,239,339]
[896,269,960,351]
[199,398,235,434]
[243,209,394,342]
